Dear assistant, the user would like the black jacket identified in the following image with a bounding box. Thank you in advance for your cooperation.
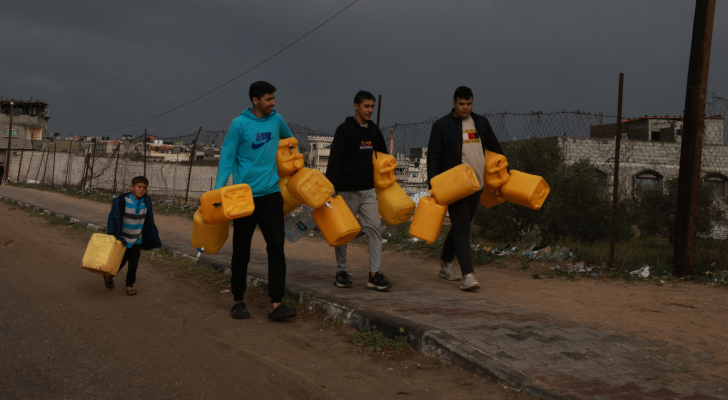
[0,166,4,179]
[107,193,162,251]
[426,111,504,188]
[325,117,388,192]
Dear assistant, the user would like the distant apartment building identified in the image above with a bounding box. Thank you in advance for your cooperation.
[0,98,50,159]
[395,147,429,193]
[307,135,333,173]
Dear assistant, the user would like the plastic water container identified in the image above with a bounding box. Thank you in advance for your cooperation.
[199,183,255,224]
[277,137,304,178]
[372,151,397,189]
[480,185,506,208]
[284,206,317,243]
[429,164,480,205]
[279,176,302,215]
[81,233,126,276]
[408,196,448,244]
[376,181,415,225]
[287,168,335,209]
[311,196,361,247]
[191,209,230,255]
[501,170,551,210]
[483,150,511,188]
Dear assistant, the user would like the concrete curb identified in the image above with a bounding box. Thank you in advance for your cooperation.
[0,194,579,400]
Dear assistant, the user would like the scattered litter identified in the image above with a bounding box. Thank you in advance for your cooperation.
[548,265,560,270]
[630,265,651,278]
[660,280,665,284]
[719,270,728,279]
[3,240,13,247]
[382,239,388,244]
[409,237,420,243]
[220,289,230,293]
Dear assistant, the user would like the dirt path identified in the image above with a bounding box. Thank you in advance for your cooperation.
[0,204,529,400]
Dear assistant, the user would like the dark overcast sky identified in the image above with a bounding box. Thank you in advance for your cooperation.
[1,1,726,139]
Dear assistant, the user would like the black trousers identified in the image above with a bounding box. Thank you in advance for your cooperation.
[441,189,482,276]
[118,244,142,287]
[231,193,286,303]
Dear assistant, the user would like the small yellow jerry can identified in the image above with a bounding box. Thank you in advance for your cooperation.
[376,181,415,225]
[483,150,511,188]
[480,185,507,208]
[408,196,448,244]
[501,170,551,210]
[190,209,230,255]
[311,196,362,247]
[279,175,302,215]
[429,164,480,205]
[199,183,255,224]
[372,151,397,189]
[81,233,126,276]
[276,137,304,178]
[287,168,335,209]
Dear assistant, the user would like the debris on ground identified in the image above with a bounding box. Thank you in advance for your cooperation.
[630,265,651,279]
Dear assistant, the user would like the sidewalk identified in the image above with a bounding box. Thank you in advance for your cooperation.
[1,185,725,400]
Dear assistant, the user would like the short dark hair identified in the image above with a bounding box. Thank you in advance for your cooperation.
[454,86,473,101]
[354,90,376,105]
[131,176,149,186]
[249,81,276,102]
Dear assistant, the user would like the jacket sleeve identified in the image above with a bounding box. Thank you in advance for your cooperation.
[107,198,118,236]
[373,124,388,155]
[480,117,504,155]
[144,199,162,249]
[427,121,444,189]
[325,126,346,186]
[215,120,241,190]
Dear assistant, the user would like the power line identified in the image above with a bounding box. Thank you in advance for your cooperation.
[64,0,359,135]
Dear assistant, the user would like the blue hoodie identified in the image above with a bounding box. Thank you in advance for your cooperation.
[215,108,293,196]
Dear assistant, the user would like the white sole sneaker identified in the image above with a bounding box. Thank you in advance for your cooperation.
[438,265,462,281]
[367,282,392,291]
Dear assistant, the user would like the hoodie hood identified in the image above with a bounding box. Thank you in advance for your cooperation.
[242,108,276,122]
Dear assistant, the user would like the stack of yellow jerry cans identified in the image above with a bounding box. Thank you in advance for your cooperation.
[372,152,416,225]
[277,138,362,247]
[408,150,551,244]
[191,183,255,255]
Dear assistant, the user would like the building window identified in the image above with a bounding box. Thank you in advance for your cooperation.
[650,131,660,141]
[635,171,662,195]
[704,175,728,199]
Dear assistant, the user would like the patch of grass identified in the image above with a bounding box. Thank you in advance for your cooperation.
[351,325,408,354]
[323,315,345,329]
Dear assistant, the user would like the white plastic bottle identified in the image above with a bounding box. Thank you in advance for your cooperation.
[284,206,317,243]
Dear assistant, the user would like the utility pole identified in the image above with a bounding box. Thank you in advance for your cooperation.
[4,101,14,181]
[185,127,202,204]
[608,73,625,270]
[388,125,396,155]
[674,0,716,276]
[376,95,382,127]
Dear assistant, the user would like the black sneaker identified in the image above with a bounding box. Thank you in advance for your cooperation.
[268,304,297,321]
[335,271,353,288]
[231,302,250,319]
[367,272,392,291]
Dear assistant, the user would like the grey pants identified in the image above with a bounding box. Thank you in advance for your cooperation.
[335,189,382,273]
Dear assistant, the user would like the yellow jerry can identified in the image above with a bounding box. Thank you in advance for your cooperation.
[376,181,415,225]
[501,170,551,210]
[191,209,230,255]
[372,151,397,189]
[199,183,255,224]
[81,233,126,276]
[311,196,361,247]
[480,185,506,208]
[408,196,448,244]
[279,176,302,215]
[483,150,511,188]
[287,168,335,209]
[429,164,480,205]
[277,137,304,178]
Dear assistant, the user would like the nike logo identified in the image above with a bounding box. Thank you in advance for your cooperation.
[251,132,273,150]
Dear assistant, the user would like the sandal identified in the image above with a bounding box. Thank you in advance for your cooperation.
[103,275,114,289]
[126,288,137,296]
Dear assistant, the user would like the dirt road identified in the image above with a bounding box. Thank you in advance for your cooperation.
[0,203,530,400]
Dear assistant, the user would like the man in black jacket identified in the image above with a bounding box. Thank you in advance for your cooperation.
[427,86,504,291]
[325,91,392,291]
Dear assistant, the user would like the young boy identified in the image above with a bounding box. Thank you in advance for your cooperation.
[216,81,297,321]
[105,176,162,295]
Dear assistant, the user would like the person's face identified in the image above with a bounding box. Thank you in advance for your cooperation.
[252,93,276,115]
[354,99,375,122]
[130,182,147,200]
[452,96,473,119]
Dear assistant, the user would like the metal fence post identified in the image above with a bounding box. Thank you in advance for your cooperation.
[143,129,147,177]
[113,143,121,193]
[185,127,202,203]
[41,145,50,188]
[89,142,97,190]
[24,151,34,184]
[51,143,57,187]
[16,148,24,182]
[3,101,14,182]
[674,0,716,276]
[35,148,46,183]
[608,73,625,270]
[376,94,382,126]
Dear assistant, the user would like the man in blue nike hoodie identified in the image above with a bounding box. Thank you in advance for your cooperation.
[215,81,297,322]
